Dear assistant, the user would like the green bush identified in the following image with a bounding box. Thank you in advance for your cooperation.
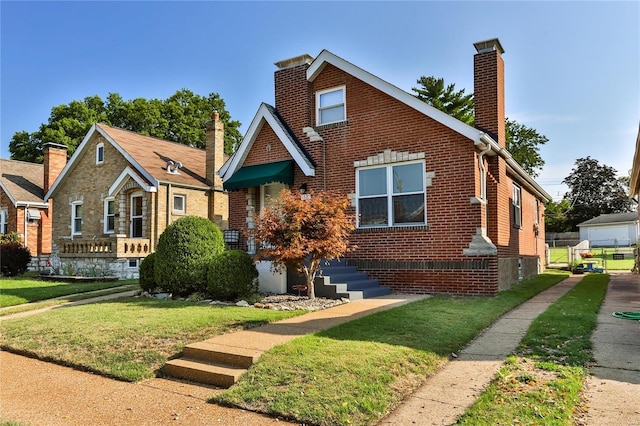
[0,232,23,244]
[139,252,157,292]
[154,216,225,296]
[0,242,32,277]
[207,250,259,301]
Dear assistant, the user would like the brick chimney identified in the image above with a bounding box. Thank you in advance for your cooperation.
[473,38,505,148]
[205,111,228,228]
[274,54,314,138]
[43,143,67,193]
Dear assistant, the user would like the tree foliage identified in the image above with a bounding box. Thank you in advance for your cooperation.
[562,157,632,230]
[412,76,474,125]
[9,89,242,163]
[412,76,547,177]
[544,199,573,233]
[253,190,355,299]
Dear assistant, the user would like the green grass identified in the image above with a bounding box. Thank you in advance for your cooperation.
[213,270,571,426]
[547,247,634,270]
[0,298,305,381]
[0,275,137,308]
[456,274,609,425]
[0,286,139,317]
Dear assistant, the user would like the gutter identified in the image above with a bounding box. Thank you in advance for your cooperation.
[479,133,551,202]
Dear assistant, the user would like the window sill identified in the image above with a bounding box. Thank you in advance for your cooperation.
[355,224,430,233]
[316,120,349,131]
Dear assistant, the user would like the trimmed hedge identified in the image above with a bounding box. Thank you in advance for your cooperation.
[139,252,157,292]
[154,216,225,296]
[1,242,32,277]
[207,250,259,301]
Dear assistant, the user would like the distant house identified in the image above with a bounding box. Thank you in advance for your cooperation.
[44,113,228,278]
[220,38,551,296]
[0,143,67,267]
[578,212,639,247]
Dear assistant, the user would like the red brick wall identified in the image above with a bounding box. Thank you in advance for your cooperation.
[227,54,545,295]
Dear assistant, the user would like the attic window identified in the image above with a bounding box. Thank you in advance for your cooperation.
[96,143,104,164]
[316,86,345,126]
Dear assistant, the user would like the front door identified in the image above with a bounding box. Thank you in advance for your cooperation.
[130,193,143,238]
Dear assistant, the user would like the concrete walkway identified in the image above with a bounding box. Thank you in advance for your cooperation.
[379,275,583,425]
[584,272,640,425]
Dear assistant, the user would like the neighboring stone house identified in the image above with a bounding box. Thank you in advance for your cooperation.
[45,113,227,278]
[0,143,67,267]
[220,38,550,295]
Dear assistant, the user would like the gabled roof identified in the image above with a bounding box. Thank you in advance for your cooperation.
[223,50,551,202]
[0,159,48,208]
[46,124,209,199]
[578,212,638,227]
[219,103,315,181]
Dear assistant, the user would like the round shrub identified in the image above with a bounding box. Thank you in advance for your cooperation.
[139,252,157,292]
[154,216,225,296]
[0,242,32,277]
[207,250,259,301]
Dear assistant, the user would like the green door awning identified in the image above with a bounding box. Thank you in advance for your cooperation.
[223,160,294,191]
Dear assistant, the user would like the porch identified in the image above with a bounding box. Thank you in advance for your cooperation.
[57,235,151,258]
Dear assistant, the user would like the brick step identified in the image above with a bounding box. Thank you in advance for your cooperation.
[183,341,263,369]
[163,358,246,388]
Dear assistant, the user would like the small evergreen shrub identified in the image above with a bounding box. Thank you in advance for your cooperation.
[139,252,157,292]
[0,232,23,244]
[207,250,259,301]
[154,216,225,296]
[0,242,32,277]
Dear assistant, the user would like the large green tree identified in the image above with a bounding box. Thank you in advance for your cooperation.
[562,157,632,230]
[412,76,548,177]
[544,199,573,233]
[9,89,242,163]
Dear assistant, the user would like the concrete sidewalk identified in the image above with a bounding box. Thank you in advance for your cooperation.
[380,275,583,425]
[585,272,640,425]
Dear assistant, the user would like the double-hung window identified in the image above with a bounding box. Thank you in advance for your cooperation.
[71,202,83,235]
[130,193,143,238]
[512,184,522,228]
[104,198,115,234]
[316,86,345,125]
[357,161,426,228]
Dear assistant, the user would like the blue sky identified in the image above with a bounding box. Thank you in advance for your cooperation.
[1,1,638,201]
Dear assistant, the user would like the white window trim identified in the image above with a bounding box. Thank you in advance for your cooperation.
[130,192,143,238]
[356,160,426,228]
[173,194,186,214]
[96,142,104,165]
[71,201,83,235]
[0,207,8,234]
[316,86,346,126]
[513,184,522,228]
[103,197,115,234]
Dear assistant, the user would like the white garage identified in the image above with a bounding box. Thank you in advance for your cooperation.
[578,212,639,247]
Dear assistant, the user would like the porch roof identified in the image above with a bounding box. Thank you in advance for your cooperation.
[223,160,294,191]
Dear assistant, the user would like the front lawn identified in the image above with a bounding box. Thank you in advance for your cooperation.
[0,275,137,308]
[213,270,571,426]
[0,298,305,381]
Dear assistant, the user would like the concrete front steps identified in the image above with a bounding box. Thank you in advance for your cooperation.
[163,341,263,388]
[315,260,391,300]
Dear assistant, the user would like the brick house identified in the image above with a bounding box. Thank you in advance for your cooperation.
[0,143,67,267]
[220,38,550,295]
[44,113,227,278]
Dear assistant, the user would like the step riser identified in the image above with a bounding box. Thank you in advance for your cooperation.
[163,363,239,388]
[183,347,257,369]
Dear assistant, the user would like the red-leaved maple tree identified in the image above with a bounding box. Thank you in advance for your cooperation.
[253,189,355,299]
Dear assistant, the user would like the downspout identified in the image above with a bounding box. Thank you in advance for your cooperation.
[166,183,171,227]
[23,204,29,250]
[477,143,492,234]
